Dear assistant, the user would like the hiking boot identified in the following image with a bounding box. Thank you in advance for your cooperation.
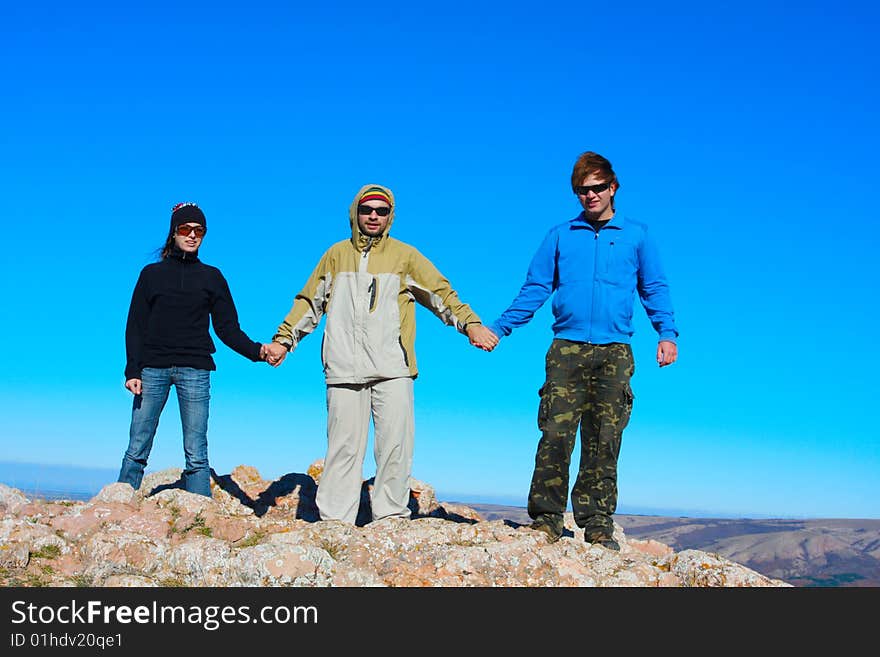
[529,522,562,543]
[585,531,620,551]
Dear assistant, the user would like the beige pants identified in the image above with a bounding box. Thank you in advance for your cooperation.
[316,377,415,524]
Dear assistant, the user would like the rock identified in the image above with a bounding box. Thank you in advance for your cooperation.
[230,465,263,488]
[0,483,29,516]
[233,541,336,586]
[0,468,791,588]
[116,504,174,542]
[628,538,674,558]
[307,459,324,484]
[0,542,30,568]
[204,515,249,543]
[79,532,168,579]
[434,502,484,522]
[51,502,141,540]
[102,574,158,587]
[93,482,138,505]
[140,468,183,495]
[151,488,216,515]
[663,549,785,587]
[409,478,440,515]
[163,538,233,586]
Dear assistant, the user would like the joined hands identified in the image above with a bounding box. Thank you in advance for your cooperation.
[466,324,499,352]
[261,342,288,367]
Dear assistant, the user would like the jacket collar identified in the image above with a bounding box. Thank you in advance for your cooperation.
[167,245,201,262]
[353,229,388,254]
[571,210,624,232]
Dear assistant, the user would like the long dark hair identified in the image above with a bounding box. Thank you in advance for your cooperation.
[154,230,176,260]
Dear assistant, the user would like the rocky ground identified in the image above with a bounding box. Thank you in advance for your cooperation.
[0,463,789,587]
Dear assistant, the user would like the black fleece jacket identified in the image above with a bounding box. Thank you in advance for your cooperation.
[124,248,262,380]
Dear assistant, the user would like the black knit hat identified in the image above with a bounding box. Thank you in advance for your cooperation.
[170,202,206,232]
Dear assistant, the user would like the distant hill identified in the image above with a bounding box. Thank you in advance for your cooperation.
[462,503,880,587]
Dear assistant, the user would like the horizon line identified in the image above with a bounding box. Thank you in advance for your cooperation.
[2,460,877,521]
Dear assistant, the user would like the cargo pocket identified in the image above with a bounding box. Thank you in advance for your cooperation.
[620,384,635,428]
[537,383,549,430]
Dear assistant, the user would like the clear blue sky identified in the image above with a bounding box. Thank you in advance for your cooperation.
[1,1,877,519]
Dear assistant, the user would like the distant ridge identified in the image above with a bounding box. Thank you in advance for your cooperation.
[0,461,116,500]
[463,502,880,587]
[0,462,866,520]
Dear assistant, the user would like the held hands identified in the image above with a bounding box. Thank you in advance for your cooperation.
[125,378,142,395]
[262,341,288,367]
[657,340,678,367]
[467,324,499,352]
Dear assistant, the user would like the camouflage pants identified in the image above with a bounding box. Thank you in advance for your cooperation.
[527,339,634,538]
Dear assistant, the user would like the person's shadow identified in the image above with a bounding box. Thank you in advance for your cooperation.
[355,477,479,526]
[146,478,186,497]
[210,470,320,520]
[150,470,480,526]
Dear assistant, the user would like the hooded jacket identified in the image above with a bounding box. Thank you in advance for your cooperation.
[273,184,480,384]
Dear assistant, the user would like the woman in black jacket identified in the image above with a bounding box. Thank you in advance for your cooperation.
[118,202,266,497]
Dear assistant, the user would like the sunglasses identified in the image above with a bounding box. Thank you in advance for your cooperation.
[574,182,611,196]
[357,205,391,217]
[176,224,206,237]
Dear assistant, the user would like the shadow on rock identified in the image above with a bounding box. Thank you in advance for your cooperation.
[211,470,320,521]
[147,478,186,496]
[353,477,478,526]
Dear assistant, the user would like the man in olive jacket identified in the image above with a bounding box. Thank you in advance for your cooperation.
[265,184,496,524]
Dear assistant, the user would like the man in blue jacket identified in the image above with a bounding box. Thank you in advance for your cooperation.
[485,151,679,550]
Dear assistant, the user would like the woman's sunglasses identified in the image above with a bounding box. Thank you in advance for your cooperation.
[176,224,207,237]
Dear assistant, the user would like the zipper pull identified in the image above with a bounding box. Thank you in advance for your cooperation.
[368,278,377,311]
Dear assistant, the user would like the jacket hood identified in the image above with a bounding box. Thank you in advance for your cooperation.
[349,183,396,251]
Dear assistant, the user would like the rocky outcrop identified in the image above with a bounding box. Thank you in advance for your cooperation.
[0,463,789,587]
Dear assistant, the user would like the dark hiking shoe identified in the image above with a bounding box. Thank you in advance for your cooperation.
[597,537,620,551]
[530,522,562,543]
[585,531,620,551]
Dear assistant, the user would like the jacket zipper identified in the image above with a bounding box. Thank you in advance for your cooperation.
[368,277,378,312]
[589,228,599,344]
[356,247,370,375]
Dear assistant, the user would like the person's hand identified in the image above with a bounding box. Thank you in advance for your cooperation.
[125,378,142,395]
[467,324,499,352]
[657,340,677,367]
[264,341,288,367]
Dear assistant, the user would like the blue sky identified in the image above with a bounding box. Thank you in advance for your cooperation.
[1,1,877,519]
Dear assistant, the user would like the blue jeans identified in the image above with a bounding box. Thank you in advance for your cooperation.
[118,367,212,497]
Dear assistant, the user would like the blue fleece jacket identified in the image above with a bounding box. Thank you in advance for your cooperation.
[489,211,678,345]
